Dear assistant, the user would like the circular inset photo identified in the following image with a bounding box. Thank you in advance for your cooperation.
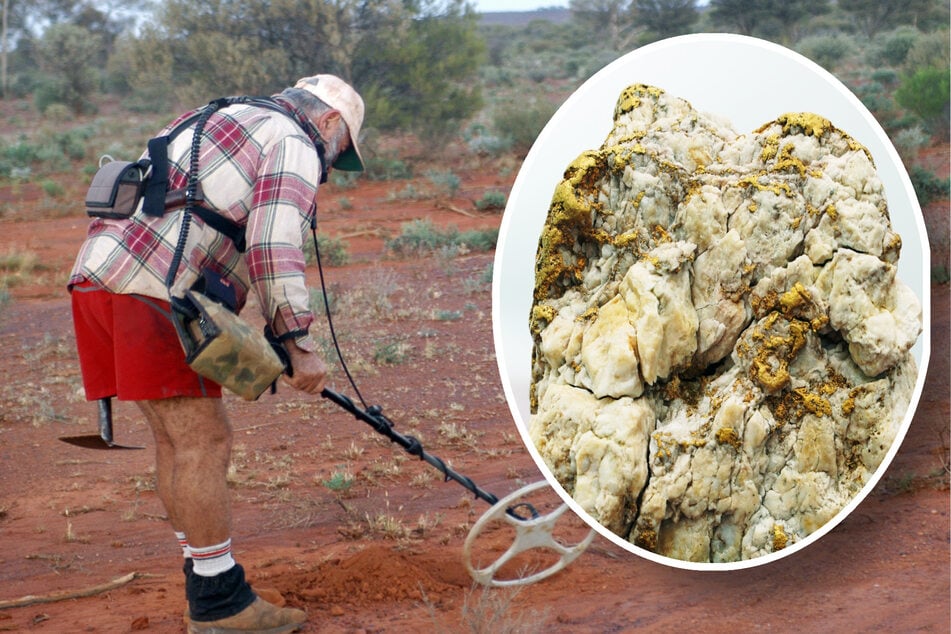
[492,34,931,570]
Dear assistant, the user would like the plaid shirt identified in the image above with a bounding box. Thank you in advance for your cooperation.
[69,98,323,351]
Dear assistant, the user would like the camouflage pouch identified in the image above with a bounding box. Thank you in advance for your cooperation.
[172,290,285,401]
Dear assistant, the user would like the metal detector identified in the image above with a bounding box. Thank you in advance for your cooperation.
[320,387,595,587]
[307,214,594,587]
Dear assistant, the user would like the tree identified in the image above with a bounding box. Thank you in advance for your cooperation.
[767,0,829,45]
[2,0,8,97]
[569,0,638,50]
[152,0,485,141]
[634,0,698,40]
[708,0,771,36]
[1,0,30,98]
[353,0,485,142]
[896,66,950,136]
[839,0,936,38]
[709,0,830,42]
[35,22,102,113]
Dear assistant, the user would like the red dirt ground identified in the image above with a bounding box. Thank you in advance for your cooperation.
[0,151,948,633]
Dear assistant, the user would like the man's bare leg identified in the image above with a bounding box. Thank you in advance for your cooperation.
[136,397,306,631]
[137,397,232,548]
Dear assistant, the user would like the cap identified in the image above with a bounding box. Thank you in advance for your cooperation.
[294,74,365,172]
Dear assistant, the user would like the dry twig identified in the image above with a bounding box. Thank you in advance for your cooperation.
[0,572,144,610]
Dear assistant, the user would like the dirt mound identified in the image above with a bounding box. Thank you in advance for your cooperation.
[288,545,461,607]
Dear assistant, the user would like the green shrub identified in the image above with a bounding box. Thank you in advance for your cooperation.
[904,31,951,73]
[43,103,74,123]
[870,68,899,86]
[475,190,507,211]
[40,180,65,197]
[365,155,413,181]
[385,219,498,256]
[322,469,355,492]
[909,166,950,206]
[892,126,930,163]
[434,309,462,321]
[464,122,513,156]
[330,170,361,189]
[491,97,557,155]
[386,183,427,201]
[386,219,454,255]
[875,26,921,67]
[853,81,902,130]
[479,262,494,284]
[308,287,337,316]
[896,66,950,134]
[797,34,853,72]
[310,234,349,267]
[425,169,461,197]
[457,228,499,251]
[373,338,410,365]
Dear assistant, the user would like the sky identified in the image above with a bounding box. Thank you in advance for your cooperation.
[473,1,568,12]
[472,0,710,12]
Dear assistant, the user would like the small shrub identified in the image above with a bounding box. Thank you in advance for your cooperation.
[308,234,349,267]
[457,228,499,252]
[434,309,462,321]
[330,170,360,189]
[797,34,853,72]
[464,122,513,156]
[874,26,921,67]
[893,126,930,163]
[373,338,410,365]
[386,219,456,255]
[425,169,461,197]
[475,191,507,211]
[896,66,951,134]
[0,249,39,280]
[491,97,558,154]
[909,165,950,206]
[386,183,427,201]
[904,31,951,73]
[386,219,498,256]
[933,265,950,285]
[869,68,899,86]
[309,287,337,316]
[322,469,355,492]
[365,155,413,181]
[43,103,73,123]
[480,262,494,285]
[40,179,65,197]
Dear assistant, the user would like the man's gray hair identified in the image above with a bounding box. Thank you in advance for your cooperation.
[278,87,348,166]
[279,87,334,116]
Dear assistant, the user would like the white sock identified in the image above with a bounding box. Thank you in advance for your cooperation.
[175,531,191,559]
[190,538,236,577]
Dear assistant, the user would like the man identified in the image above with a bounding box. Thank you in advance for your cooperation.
[68,75,364,633]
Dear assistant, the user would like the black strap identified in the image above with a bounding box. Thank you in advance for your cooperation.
[148,96,328,252]
[142,136,169,217]
[192,205,246,252]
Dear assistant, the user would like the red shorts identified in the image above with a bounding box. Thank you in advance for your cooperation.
[71,281,222,401]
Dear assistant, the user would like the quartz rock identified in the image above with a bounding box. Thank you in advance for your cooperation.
[528,84,922,563]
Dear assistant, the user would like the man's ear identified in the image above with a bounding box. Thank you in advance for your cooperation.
[315,109,342,135]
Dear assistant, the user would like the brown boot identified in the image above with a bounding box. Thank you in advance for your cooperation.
[185,587,287,624]
[186,597,306,634]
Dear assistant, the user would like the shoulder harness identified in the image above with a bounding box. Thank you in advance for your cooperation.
[145,96,328,254]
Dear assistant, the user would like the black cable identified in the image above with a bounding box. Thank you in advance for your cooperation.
[311,227,368,409]
[165,102,220,293]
